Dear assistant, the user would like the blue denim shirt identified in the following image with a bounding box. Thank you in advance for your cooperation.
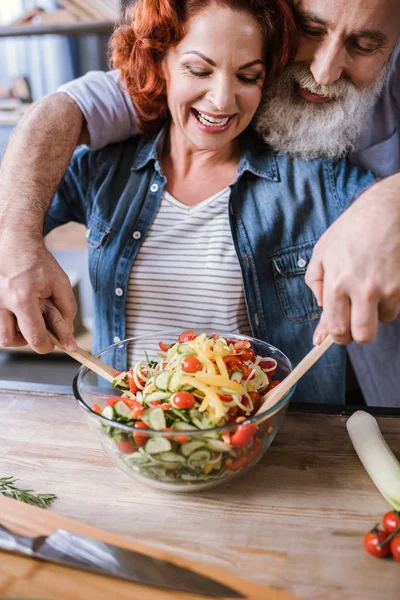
[45,127,374,404]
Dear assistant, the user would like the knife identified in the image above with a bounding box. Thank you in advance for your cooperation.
[0,524,244,598]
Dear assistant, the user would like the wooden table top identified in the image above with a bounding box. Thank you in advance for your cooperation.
[0,390,399,600]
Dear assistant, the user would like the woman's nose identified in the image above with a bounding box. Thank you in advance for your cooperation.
[207,75,236,112]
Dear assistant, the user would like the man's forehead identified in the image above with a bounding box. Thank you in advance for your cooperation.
[294,0,399,37]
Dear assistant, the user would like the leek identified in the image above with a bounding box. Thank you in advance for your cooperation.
[347,410,400,511]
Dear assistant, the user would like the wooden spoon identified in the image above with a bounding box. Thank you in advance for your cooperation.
[47,330,117,384]
[256,334,335,420]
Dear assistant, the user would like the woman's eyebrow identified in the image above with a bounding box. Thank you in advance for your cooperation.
[239,59,264,70]
[182,51,216,66]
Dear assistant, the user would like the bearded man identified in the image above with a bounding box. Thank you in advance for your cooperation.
[0,0,399,406]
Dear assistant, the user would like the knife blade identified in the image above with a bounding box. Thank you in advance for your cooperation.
[0,524,244,598]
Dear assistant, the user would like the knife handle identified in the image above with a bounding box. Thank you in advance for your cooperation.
[0,523,34,556]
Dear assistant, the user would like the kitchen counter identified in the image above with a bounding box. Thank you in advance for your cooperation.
[0,389,399,599]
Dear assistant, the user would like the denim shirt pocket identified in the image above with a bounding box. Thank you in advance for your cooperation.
[86,216,111,292]
[271,242,322,324]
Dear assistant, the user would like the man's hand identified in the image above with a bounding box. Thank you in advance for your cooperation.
[306,174,400,345]
[0,92,86,353]
[0,237,77,353]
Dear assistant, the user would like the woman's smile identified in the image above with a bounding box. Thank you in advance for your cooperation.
[191,108,238,133]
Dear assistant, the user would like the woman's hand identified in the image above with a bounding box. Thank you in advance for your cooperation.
[306,174,400,345]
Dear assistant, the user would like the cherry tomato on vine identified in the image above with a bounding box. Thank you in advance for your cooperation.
[382,511,400,534]
[390,536,400,561]
[172,391,195,409]
[363,529,391,558]
[182,356,202,373]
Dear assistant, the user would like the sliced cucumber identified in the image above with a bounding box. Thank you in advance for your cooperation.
[145,437,172,454]
[173,421,198,431]
[170,408,190,422]
[145,390,171,403]
[113,400,132,420]
[206,439,233,453]
[158,452,186,463]
[181,440,205,456]
[230,371,243,383]
[189,409,202,421]
[177,343,196,355]
[188,449,211,466]
[155,371,170,391]
[101,405,115,420]
[168,372,182,393]
[148,407,166,430]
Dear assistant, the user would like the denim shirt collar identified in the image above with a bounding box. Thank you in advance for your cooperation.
[130,123,279,182]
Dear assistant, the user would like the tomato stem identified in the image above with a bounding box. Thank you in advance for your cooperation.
[377,524,400,550]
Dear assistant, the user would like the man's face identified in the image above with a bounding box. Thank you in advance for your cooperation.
[294,0,399,90]
[255,0,399,159]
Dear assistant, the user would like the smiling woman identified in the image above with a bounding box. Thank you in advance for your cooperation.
[111,0,297,133]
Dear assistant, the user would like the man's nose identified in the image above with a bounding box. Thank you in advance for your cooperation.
[309,39,346,86]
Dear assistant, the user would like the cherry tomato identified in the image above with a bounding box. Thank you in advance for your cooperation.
[127,371,140,393]
[182,356,202,373]
[178,331,196,344]
[128,400,143,420]
[266,380,281,392]
[222,432,232,445]
[259,358,277,377]
[115,437,135,454]
[230,340,255,362]
[171,391,195,409]
[106,397,119,407]
[231,423,258,447]
[150,401,172,411]
[223,356,252,378]
[162,428,190,444]
[390,536,400,561]
[218,393,233,403]
[159,341,170,352]
[161,362,168,370]
[383,511,400,534]
[91,403,102,414]
[363,529,391,558]
[133,421,150,447]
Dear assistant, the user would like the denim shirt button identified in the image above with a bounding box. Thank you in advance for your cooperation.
[113,336,121,343]
[297,257,307,268]
[133,231,141,240]
[150,183,159,193]
[115,288,124,297]
[254,313,260,326]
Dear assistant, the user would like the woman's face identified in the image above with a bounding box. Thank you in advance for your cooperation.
[162,5,266,152]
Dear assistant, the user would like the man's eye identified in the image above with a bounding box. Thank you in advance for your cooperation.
[348,40,379,54]
[300,24,325,38]
[187,67,210,78]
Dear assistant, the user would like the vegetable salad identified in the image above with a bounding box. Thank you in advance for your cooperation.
[91,331,279,485]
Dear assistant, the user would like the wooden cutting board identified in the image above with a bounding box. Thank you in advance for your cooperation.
[0,496,301,600]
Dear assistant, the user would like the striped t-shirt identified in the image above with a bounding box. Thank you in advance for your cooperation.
[125,187,252,364]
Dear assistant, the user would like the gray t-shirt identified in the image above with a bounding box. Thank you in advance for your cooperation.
[58,43,400,179]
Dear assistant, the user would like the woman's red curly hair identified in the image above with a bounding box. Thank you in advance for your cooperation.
[110,0,297,133]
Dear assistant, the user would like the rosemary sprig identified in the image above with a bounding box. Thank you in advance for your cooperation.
[0,476,57,508]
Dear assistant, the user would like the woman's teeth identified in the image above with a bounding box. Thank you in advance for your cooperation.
[193,109,230,127]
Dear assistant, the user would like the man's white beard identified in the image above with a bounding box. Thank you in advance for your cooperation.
[255,63,388,159]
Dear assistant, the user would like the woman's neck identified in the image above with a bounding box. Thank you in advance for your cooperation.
[162,121,240,178]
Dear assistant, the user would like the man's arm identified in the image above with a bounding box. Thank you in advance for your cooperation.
[306,173,400,345]
[0,70,136,354]
[0,93,85,353]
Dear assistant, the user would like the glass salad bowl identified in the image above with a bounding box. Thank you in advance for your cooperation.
[73,330,295,492]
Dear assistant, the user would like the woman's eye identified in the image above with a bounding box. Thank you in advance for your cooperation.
[238,76,261,85]
[187,67,210,78]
